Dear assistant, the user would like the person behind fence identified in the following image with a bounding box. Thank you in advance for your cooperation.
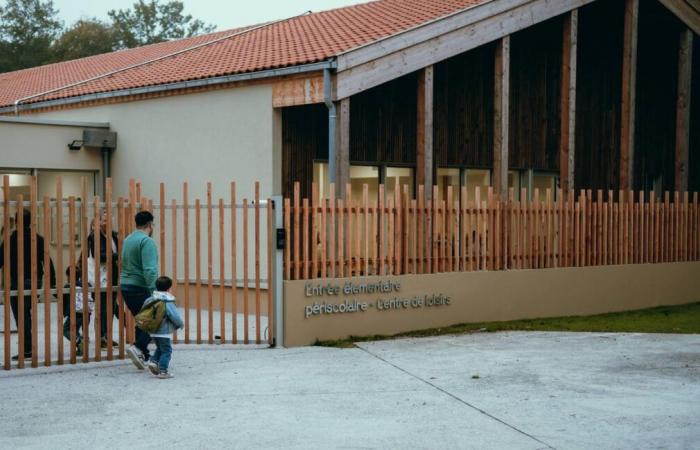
[120,210,158,369]
[135,276,183,379]
[78,214,120,349]
[62,266,94,357]
[0,209,56,361]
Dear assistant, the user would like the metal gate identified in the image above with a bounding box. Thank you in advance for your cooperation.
[1,176,282,371]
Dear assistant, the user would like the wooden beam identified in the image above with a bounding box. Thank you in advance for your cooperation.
[494,36,510,200]
[620,0,639,191]
[335,97,350,196]
[272,74,324,107]
[416,65,434,196]
[336,0,595,99]
[560,9,578,192]
[676,28,694,192]
[657,0,700,35]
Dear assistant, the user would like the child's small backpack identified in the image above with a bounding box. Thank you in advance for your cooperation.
[134,300,166,333]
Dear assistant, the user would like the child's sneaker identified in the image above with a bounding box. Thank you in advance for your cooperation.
[157,370,173,379]
[147,361,159,376]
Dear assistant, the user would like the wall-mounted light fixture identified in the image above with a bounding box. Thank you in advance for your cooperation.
[67,140,84,150]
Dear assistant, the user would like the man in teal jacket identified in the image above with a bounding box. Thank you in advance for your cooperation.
[120,210,158,369]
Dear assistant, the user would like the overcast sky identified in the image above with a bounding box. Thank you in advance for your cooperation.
[48,0,370,31]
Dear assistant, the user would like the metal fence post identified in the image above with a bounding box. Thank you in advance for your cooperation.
[272,195,285,347]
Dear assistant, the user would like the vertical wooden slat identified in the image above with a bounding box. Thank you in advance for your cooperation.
[171,198,178,344]
[379,184,386,275]
[418,185,425,274]
[675,191,680,262]
[183,183,190,343]
[117,198,125,359]
[16,196,25,368]
[267,197,274,345]
[664,192,670,262]
[195,198,202,344]
[255,183,261,344]
[293,183,300,280]
[207,184,214,344]
[42,196,51,366]
[2,177,10,369]
[311,183,318,278]
[242,198,249,344]
[620,0,639,190]
[412,198,418,274]
[338,198,344,278]
[651,193,657,263]
[363,184,370,276]
[533,189,540,268]
[302,198,309,280]
[92,196,101,361]
[388,197,395,275]
[447,186,453,272]
[460,186,467,271]
[432,185,439,272]
[159,184,165,275]
[284,198,291,280]
[231,183,237,343]
[329,184,336,278]
[475,187,481,270]
[68,198,77,365]
[320,191,327,279]
[29,179,38,368]
[80,179,89,363]
[547,189,553,268]
[219,198,225,344]
[403,185,410,274]
[104,181,113,358]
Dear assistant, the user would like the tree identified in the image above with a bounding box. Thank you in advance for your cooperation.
[51,19,116,62]
[0,0,62,72]
[108,0,215,49]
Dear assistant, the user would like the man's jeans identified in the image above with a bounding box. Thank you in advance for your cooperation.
[120,285,151,359]
[151,337,172,372]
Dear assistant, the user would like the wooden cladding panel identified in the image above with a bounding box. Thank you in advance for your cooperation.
[508,15,563,171]
[690,34,700,194]
[282,104,328,199]
[575,0,625,192]
[349,72,418,165]
[272,74,324,107]
[433,43,495,168]
[634,0,682,192]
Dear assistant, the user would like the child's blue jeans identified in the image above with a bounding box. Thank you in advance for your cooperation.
[151,337,172,372]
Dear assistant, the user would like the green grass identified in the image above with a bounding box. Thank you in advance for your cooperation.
[315,302,700,348]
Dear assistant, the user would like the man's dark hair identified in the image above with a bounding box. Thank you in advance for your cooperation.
[134,211,154,228]
[156,276,172,292]
[15,209,31,228]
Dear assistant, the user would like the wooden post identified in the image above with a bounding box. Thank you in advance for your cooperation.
[2,177,10,370]
[675,29,693,192]
[183,183,190,344]
[494,36,510,199]
[620,0,639,190]
[560,9,578,192]
[417,65,434,197]
[335,98,350,197]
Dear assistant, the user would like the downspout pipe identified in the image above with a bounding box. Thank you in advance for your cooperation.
[101,147,111,197]
[324,67,336,185]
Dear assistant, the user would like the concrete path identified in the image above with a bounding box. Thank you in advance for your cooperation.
[0,332,698,449]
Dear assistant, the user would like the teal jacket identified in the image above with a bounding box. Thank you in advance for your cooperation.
[119,229,158,290]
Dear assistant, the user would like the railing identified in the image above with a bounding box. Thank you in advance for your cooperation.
[1,176,274,371]
[283,182,700,280]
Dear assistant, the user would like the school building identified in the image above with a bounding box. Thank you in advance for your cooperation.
[0,0,697,201]
[1,0,699,354]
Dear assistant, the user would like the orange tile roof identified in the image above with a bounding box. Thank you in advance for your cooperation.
[0,0,486,108]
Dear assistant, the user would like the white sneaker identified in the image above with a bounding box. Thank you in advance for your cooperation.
[126,346,145,370]
[147,361,159,376]
[157,371,173,379]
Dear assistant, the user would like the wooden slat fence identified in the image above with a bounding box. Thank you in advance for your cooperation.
[283,182,700,280]
[1,176,274,371]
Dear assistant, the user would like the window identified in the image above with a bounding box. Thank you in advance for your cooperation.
[464,169,491,201]
[350,165,380,204]
[436,168,460,201]
[385,167,413,200]
[508,170,521,200]
[532,172,558,202]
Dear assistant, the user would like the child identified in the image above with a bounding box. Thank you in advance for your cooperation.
[144,276,183,379]
[62,267,94,357]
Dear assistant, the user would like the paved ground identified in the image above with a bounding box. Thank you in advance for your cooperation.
[0,331,698,450]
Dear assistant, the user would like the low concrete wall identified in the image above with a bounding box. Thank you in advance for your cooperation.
[283,262,700,346]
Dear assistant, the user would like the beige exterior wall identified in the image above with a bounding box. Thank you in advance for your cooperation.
[30,84,277,201]
[0,121,103,173]
[284,262,700,346]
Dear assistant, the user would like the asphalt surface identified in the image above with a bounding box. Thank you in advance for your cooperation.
[0,331,698,449]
